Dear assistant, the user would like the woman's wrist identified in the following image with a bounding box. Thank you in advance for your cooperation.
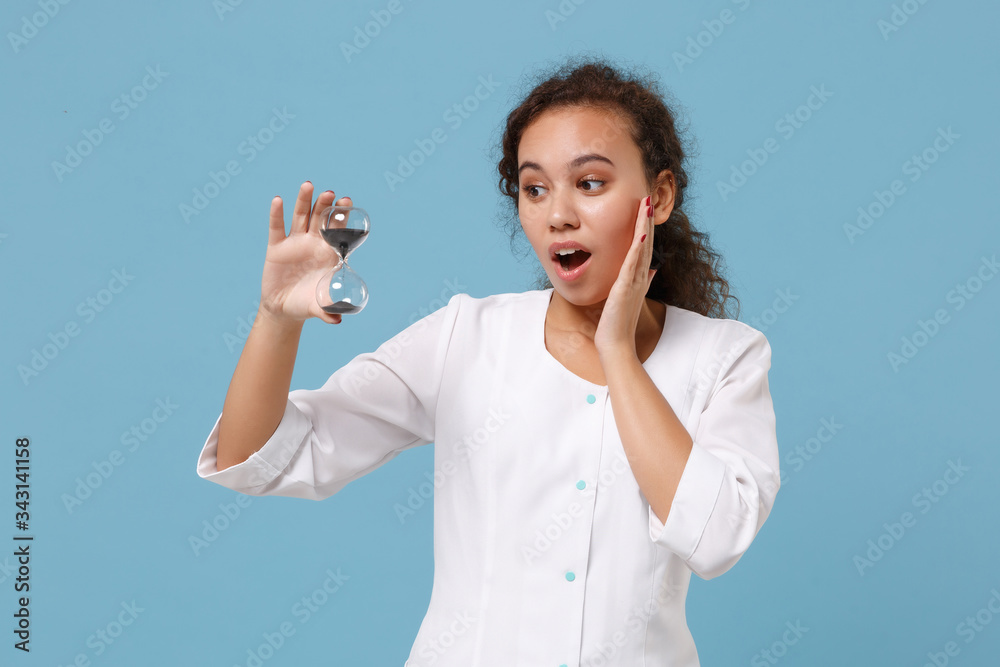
[254,306,305,337]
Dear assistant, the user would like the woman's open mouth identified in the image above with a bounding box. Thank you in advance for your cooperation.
[552,248,592,281]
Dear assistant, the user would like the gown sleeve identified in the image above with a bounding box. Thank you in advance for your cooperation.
[194,293,463,501]
[648,327,781,580]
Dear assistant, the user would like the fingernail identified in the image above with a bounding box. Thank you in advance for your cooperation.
[647,206,652,217]
[640,233,647,242]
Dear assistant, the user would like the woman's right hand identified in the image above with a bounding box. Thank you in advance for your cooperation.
[259,181,349,326]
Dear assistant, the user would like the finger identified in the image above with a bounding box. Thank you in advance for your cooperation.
[268,195,286,245]
[291,181,313,234]
[645,201,656,280]
[634,196,649,244]
[628,195,650,279]
[645,196,654,262]
[645,203,656,286]
[315,305,342,325]
[308,189,337,236]
[631,196,653,284]
[634,196,645,238]
[333,196,353,234]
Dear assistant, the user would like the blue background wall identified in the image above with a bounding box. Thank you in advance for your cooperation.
[2,0,998,664]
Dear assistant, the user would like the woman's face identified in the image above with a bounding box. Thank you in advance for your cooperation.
[517,105,649,306]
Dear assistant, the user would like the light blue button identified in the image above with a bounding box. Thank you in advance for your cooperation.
[576,480,586,490]
[559,664,568,667]
[586,394,596,404]
[565,571,575,582]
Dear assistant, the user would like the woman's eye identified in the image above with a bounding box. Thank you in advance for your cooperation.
[522,179,603,199]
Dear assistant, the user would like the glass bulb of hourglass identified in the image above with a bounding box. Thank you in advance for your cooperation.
[316,263,368,314]
[316,204,370,315]
[320,205,369,261]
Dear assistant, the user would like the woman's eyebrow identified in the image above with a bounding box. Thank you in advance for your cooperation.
[518,153,615,176]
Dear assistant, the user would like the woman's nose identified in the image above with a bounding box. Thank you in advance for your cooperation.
[547,190,578,229]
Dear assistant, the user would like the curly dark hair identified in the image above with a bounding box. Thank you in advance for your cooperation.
[490,54,739,319]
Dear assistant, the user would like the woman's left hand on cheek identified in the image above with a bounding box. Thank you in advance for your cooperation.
[594,195,657,360]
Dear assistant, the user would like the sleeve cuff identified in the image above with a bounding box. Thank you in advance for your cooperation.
[195,398,312,493]
[648,441,728,558]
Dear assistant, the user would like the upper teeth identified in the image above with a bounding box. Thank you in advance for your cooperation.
[555,248,582,255]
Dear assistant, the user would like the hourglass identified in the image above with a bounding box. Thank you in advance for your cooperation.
[315,204,370,314]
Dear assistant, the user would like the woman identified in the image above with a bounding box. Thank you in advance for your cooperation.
[196,57,780,666]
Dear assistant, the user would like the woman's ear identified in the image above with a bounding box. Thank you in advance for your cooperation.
[651,170,676,224]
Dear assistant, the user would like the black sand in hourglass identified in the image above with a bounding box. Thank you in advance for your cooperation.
[321,300,363,315]
[320,227,367,258]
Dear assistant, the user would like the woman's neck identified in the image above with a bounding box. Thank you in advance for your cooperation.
[547,288,665,345]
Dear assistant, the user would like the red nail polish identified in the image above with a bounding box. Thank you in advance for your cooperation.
[647,206,652,217]
[640,234,647,242]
